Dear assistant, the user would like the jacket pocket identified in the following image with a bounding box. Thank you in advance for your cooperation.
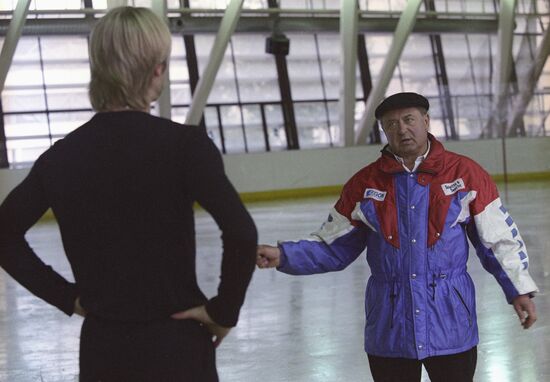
[452,286,472,327]
[365,278,378,324]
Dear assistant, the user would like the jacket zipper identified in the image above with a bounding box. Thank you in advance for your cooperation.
[430,274,437,301]
[390,280,397,329]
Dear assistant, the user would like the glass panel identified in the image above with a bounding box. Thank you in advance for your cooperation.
[278,0,307,9]
[241,104,265,152]
[192,0,223,7]
[1,88,46,112]
[443,0,465,12]
[32,0,81,10]
[4,63,44,88]
[431,0,492,13]
[364,35,392,86]
[263,103,287,151]
[208,62,238,103]
[92,0,107,8]
[386,74,405,96]
[6,137,51,166]
[301,0,339,9]
[294,101,333,149]
[425,96,445,139]
[194,34,238,103]
[243,0,267,8]
[42,63,90,87]
[49,111,93,136]
[287,34,324,101]
[219,105,246,153]
[12,37,40,60]
[528,94,550,136]
[170,106,189,125]
[540,59,550,136]
[453,95,491,140]
[0,1,16,11]
[442,35,489,96]
[361,0,407,12]
[354,100,368,143]
[171,33,186,57]
[132,0,153,7]
[203,106,224,151]
[171,83,192,106]
[4,113,49,139]
[170,35,191,105]
[4,113,51,165]
[326,100,340,146]
[397,35,438,96]
[231,35,280,102]
[40,37,88,60]
[314,34,361,99]
[46,87,91,110]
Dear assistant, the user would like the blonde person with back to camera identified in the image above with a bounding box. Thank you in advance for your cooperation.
[257,92,538,382]
[0,6,258,381]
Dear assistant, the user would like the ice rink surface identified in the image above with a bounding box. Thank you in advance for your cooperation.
[0,180,548,381]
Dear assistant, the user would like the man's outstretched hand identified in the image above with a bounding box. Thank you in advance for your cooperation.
[256,244,281,268]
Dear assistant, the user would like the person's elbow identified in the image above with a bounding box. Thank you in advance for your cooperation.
[0,229,22,253]
[221,216,258,252]
[226,220,258,246]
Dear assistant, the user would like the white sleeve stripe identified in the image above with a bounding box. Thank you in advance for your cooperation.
[351,202,377,232]
[283,208,355,246]
[450,190,477,228]
[474,198,538,294]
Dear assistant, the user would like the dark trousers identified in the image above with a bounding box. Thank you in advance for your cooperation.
[79,315,218,382]
[368,347,477,382]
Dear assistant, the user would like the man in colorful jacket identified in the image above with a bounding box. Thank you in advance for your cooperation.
[256,92,538,382]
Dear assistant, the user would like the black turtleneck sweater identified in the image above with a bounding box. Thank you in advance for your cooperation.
[0,111,257,327]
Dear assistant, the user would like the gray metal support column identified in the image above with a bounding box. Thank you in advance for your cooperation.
[0,0,31,93]
[0,11,502,37]
[355,0,422,145]
[0,0,31,168]
[507,60,526,136]
[429,34,458,139]
[107,0,128,8]
[0,100,7,168]
[357,34,380,143]
[182,0,205,129]
[339,0,358,146]
[185,0,244,126]
[267,0,299,150]
[151,0,172,119]
[425,0,457,140]
[271,44,299,149]
[487,0,516,137]
[507,20,550,135]
[183,35,200,96]
[83,0,94,18]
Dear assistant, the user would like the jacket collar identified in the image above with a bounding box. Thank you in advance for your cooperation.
[377,133,445,175]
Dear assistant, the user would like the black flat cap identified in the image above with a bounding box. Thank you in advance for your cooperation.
[375,92,429,119]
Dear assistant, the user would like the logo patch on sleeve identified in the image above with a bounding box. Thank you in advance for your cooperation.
[441,178,465,195]
[364,188,386,201]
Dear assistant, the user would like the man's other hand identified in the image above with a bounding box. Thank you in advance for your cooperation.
[512,294,537,329]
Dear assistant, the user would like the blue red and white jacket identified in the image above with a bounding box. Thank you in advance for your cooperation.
[278,134,538,359]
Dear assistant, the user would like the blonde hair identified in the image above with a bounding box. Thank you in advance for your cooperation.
[88,6,172,111]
